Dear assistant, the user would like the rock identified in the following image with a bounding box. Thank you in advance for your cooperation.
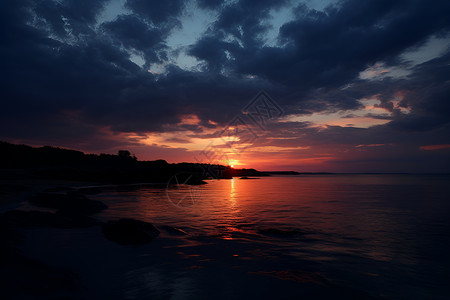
[186,178,207,185]
[102,218,160,245]
[30,192,107,215]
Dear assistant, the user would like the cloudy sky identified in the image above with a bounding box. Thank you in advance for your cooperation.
[1,0,450,172]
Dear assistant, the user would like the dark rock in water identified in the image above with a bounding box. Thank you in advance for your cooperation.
[258,228,304,236]
[3,210,100,228]
[160,225,188,236]
[30,192,107,215]
[186,178,207,185]
[102,218,160,245]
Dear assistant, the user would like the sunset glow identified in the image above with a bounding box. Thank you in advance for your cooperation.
[1,0,449,173]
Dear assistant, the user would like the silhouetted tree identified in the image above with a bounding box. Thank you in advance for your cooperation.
[118,150,131,158]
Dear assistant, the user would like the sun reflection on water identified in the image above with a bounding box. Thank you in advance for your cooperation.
[230,178,237,206]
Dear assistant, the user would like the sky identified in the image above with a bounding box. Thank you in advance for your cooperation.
[1,0,450,172]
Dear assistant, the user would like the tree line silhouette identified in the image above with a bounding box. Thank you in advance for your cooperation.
[0,141,266,183]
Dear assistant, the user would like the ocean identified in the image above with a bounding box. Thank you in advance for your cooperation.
[19,174,450,299]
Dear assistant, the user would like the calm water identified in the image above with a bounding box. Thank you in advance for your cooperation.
[90,175,450,299]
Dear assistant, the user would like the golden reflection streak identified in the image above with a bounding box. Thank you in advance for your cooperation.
[230,178,237,207]
[221,178,240,240]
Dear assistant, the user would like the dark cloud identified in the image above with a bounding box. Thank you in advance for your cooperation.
[30,0,109,38]
[196,0,224,10]
[351,50,450,132]
[212,0,287,44]
[185,0,450,125]
[248,0,450,86]
[125,0,185,27]
[189,0,288,72]
[102,14,167,64]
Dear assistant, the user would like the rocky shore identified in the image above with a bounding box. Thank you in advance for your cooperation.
[0,182,165,299]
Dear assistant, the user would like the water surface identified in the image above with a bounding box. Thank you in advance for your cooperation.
[87,174,450,299]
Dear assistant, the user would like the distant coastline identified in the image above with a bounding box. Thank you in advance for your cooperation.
[264,171,450,175]
[263,171,336,175]
[0,141,267,184]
